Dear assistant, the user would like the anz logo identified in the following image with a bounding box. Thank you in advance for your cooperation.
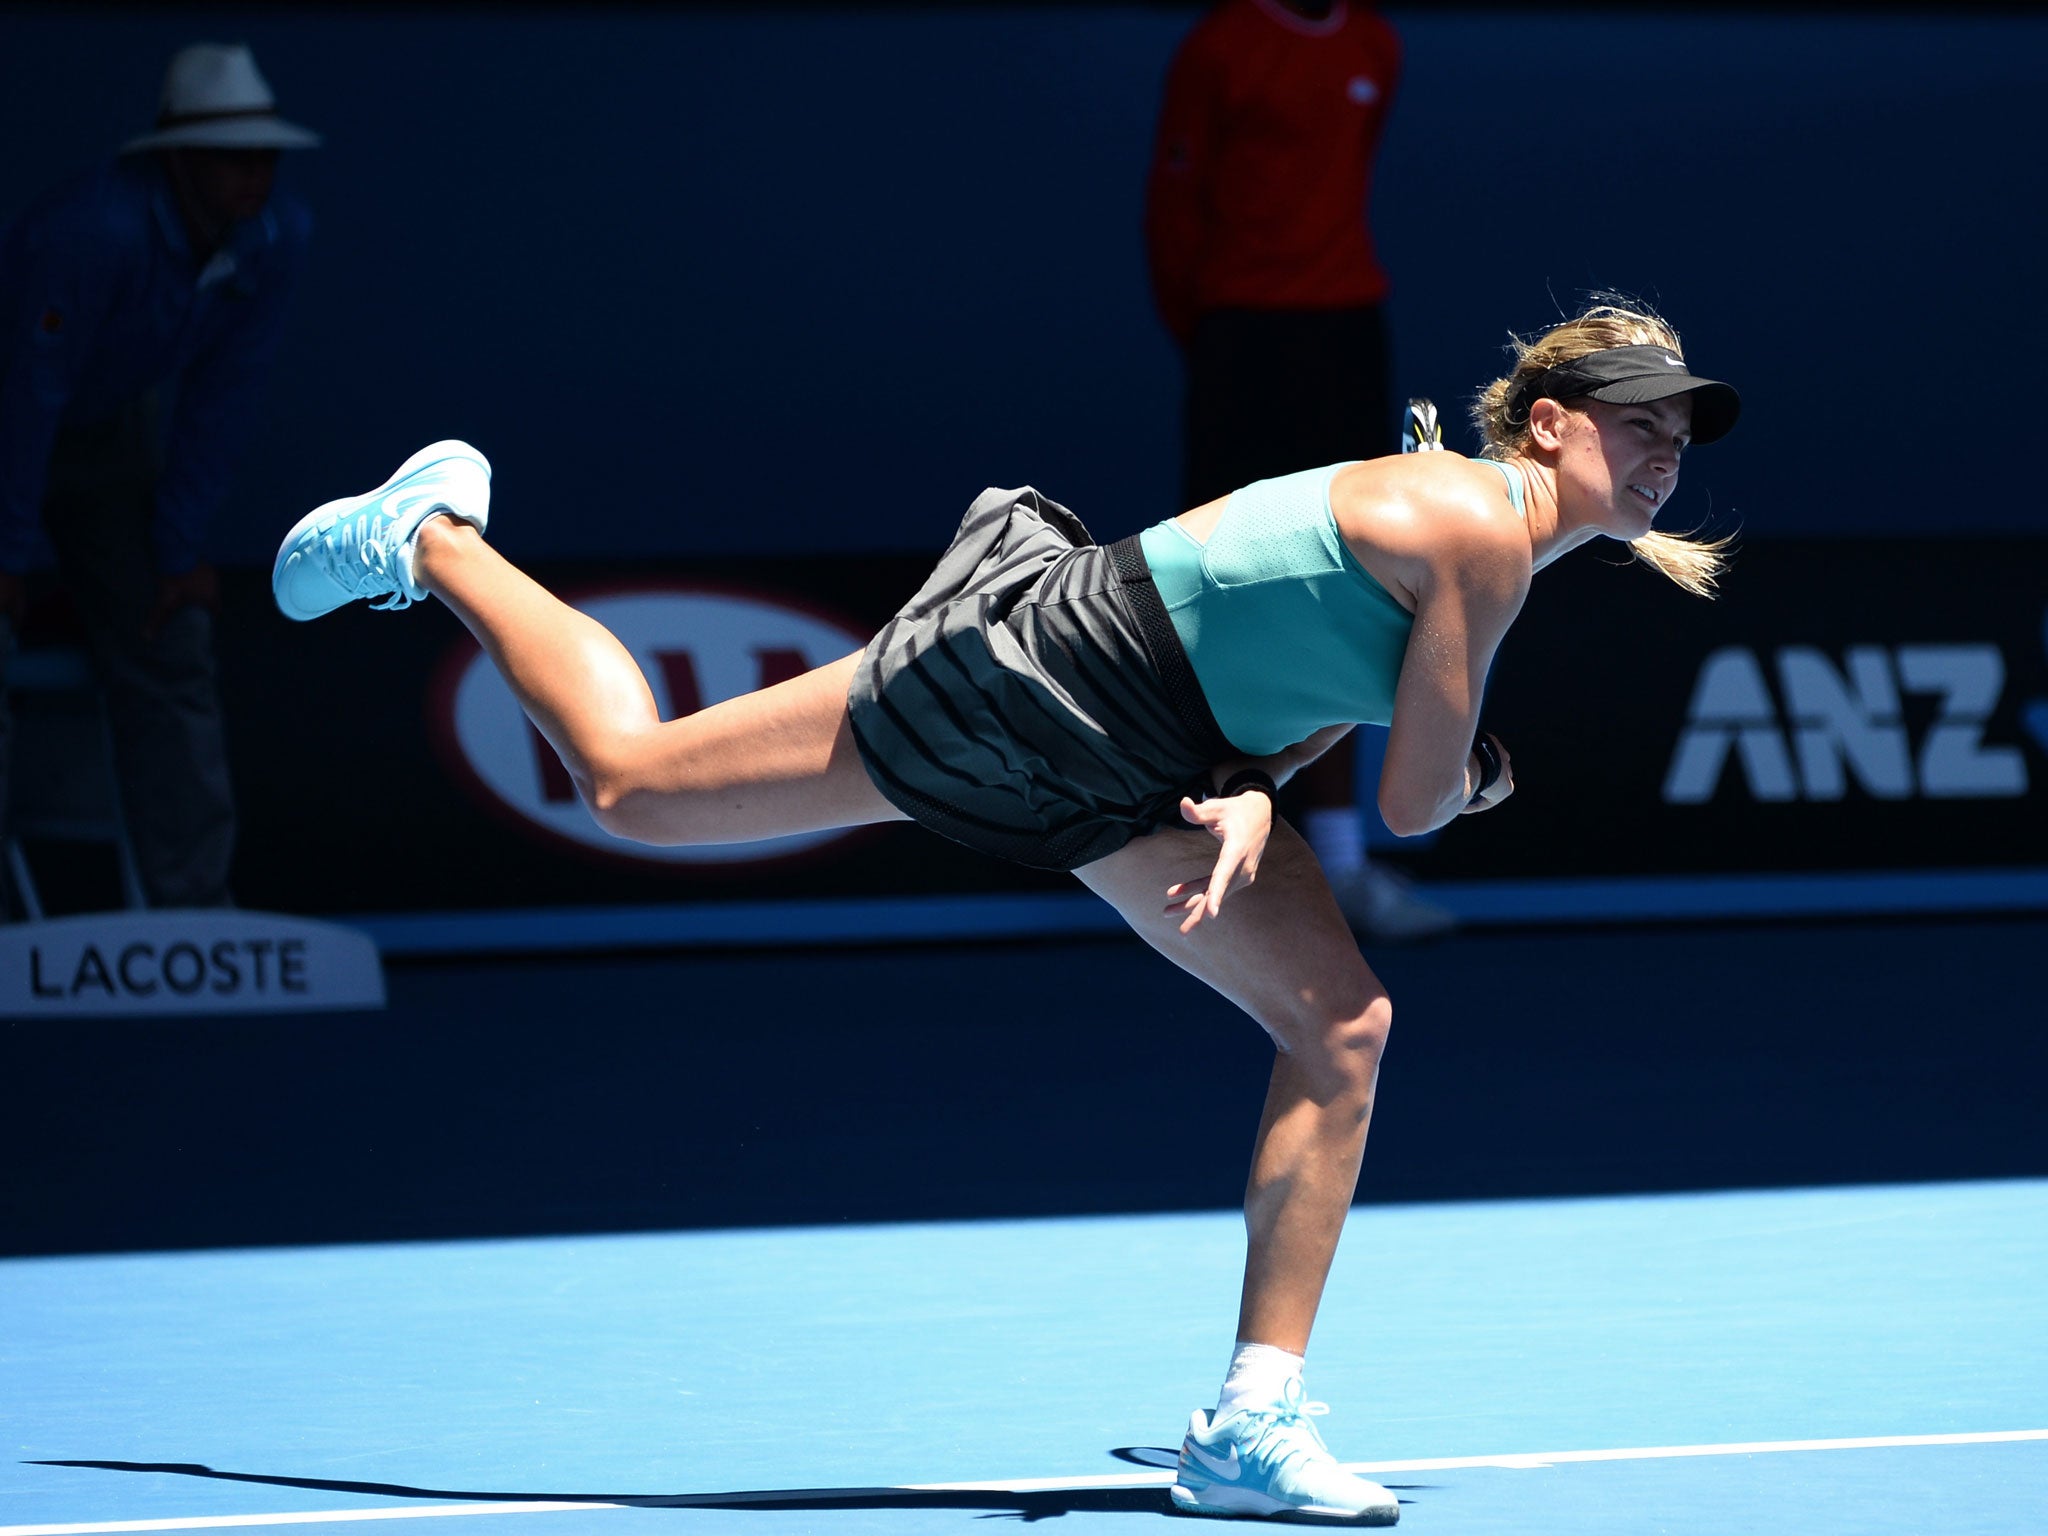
[1664,643,2033,804]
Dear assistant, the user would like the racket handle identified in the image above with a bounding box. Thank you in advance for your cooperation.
[1403,397,1444,453]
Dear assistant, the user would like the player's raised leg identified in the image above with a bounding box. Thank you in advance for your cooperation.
[272,441,906,848]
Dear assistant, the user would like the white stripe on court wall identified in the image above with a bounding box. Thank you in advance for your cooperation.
[9,1429,2047,1535]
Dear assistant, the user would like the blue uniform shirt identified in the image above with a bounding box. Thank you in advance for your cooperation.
[0,155,311,573]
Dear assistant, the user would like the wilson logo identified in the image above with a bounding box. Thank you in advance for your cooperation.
[438,584,870,864]
[1664,643,2031,804]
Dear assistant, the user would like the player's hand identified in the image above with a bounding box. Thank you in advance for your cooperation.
[144,562,220,642]
[1459,732,1514,814]
[1166,789,1273,933]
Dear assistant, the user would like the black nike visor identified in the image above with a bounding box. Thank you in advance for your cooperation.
[1507,344,1741,445]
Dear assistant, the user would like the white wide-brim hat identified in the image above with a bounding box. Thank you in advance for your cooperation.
[121,43,322,153]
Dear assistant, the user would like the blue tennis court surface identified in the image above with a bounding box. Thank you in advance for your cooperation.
[6,1178,2044,1534]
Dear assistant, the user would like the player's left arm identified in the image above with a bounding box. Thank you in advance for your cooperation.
[1166,725,1356,932]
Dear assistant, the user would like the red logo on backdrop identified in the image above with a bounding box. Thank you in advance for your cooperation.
[430,582,871,867]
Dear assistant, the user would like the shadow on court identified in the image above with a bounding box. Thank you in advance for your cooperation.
[29,1456,1428,1521]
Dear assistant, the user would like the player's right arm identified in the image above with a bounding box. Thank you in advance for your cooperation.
[1374,474,1530,836]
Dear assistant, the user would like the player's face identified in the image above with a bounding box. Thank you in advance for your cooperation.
[1558,395,1690,538]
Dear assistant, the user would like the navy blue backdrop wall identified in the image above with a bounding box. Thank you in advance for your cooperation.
[6,5,2045,566]
[6,5,2047,922]
[6,7,2048,1252]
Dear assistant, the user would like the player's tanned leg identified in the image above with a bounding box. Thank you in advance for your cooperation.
[412,518,905,846]
[1077,817,1389,1350]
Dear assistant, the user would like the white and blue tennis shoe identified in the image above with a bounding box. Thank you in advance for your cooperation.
[272,440,491,621]
[1170,1378,1399,1524]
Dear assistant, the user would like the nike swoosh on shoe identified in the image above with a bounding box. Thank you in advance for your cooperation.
[1185,1442,1241,1480]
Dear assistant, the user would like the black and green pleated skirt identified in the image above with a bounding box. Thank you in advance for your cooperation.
[848,486,1233,873]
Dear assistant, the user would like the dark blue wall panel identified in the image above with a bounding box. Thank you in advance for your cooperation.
[4,7,2043,566]
[9,918,2046,1254]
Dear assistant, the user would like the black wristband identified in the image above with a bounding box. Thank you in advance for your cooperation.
[1468,734,1502,804]
[1218,768,1278,802]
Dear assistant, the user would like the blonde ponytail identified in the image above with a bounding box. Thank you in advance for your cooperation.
[1630,528,1735,598]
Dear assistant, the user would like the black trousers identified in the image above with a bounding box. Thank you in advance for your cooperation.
[1182,304,1396,507]
[0,400,235,907]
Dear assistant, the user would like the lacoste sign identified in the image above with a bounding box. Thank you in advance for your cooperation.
[1,910,386,1018]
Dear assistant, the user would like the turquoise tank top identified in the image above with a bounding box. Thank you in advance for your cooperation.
[1139,462,1412,756]
[1479,457,1527,516]
[1138,458,1526,756]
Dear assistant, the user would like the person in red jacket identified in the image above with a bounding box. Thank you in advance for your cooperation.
[1146,0,1454,942]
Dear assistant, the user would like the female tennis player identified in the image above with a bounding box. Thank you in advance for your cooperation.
[274,299,1738,1525]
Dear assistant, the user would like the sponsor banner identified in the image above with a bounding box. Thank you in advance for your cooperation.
[1399,536,2048,880]
[0,910,386,1018]
[204,537,2046,912]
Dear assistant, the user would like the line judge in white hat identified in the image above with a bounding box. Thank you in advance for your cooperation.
[0,44,319,911]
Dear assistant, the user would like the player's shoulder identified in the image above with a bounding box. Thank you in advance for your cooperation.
[1336,454,1525,562]
[1403,455,1532,592]
[1400,453,1520,524]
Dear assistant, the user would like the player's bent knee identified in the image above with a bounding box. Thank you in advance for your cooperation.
[1296,995,1391,1108]
[1344,993,1393,1057]
[586,791,645,843]
[587,782,698,846]
[578,732,691,841]
[582,760,673,844]
[576,755,631,822]
[1337,995,1392,1074]
[582,761,627,816]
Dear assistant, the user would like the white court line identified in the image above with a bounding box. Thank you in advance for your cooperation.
[10,1429,2047,1535]
[919,1428,2048,1492]
[0,1509,622,1536]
